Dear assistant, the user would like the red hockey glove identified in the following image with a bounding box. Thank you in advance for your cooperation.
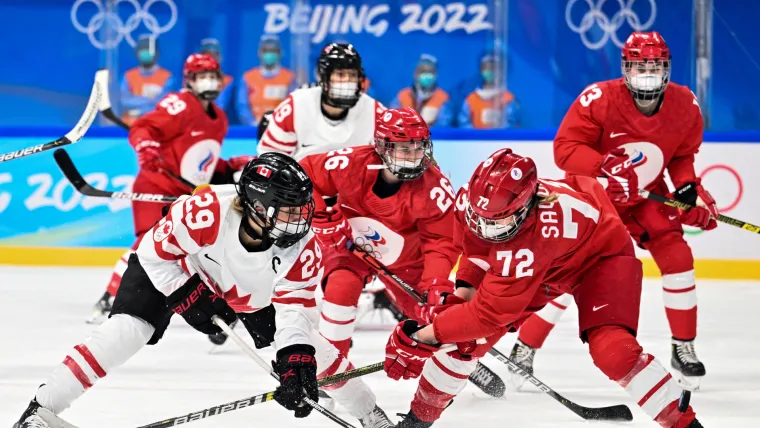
[673,180,718,230]
[415,278,466,324]
[385,320,440,380]
[599,148,641,205]
[227,155,256,171]
[312,209,352,249]
[133,140,166,172]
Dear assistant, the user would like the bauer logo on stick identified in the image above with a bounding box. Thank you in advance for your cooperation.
[153,220,174,242]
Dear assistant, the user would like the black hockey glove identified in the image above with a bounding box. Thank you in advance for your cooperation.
[166,274,237,335]
[273,344,319,418]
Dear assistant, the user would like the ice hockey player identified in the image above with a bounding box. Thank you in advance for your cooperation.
[510,31,716,391]
[15,154,393,428]
[257,42,385,160]
[88,53,254,324]
[383,148,704,428]
[299,107,505,398]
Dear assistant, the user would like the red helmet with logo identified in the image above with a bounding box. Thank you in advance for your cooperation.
[374,107,433,181]
[183,53,222,100]
[465,148,538,242]
[621,31,671,102]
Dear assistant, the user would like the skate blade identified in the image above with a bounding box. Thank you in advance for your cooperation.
[675,373,702,391]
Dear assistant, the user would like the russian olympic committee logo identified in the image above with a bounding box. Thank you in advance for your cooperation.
[565,0,657,50]
[71,0,178,50]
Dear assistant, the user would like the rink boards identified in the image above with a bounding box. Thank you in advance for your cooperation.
[0,128,758,279]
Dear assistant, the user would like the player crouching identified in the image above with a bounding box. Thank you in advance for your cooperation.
[383,149,703,427]
[14,154,391,428]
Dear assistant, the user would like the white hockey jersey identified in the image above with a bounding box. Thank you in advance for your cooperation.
[135,184,323,350]
[258,86,385,160]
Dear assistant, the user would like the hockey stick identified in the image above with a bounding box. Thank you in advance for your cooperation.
[0,70,104,163]
[212,316,357,428]
[348,240,634,422]
[53,148,178,203]
[133,362,383,428]
[347,239,507,398]
[639,189,760,234]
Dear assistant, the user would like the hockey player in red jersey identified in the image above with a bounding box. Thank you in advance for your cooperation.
[509,31,715,390]
[88,53,254,323]
[258,42,385,159]
[15,154,395,428]
[383,148,703,428]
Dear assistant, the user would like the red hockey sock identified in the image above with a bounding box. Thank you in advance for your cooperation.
[319,269,364,356]
[517,295,570,348]
[410,375,457,423]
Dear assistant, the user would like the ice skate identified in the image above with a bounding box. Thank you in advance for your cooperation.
[85,291,113,325]
[359,405,394,428]
[14,398,77,428]
[671,338,706,391]
[468,362,506,397]
[395,410,433,428]
[507,339,536,390]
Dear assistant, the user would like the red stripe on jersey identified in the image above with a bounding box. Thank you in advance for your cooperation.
[549,299,568,310]
[431,356,469,380]
[320,312,355,325]
[637,373,673,408]
[274,284,318,297]
[63,356,92,389]
[264,129,297,147]
[74,344,106,378]
[662,285,696,294]
[272,297,317,307]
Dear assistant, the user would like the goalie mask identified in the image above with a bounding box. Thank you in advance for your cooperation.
[237,153,315,249]
[622,31,671,103]
[374,107,433,181]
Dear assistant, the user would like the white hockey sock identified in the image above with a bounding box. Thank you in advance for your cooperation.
[36,314,155,414]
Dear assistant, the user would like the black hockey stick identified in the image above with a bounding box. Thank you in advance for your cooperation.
[134,362,383,428]
[639,189,760,234]
[349,239,633,422]
[53,148,178,203]
[348,239,506,398]
[0,70,104,163]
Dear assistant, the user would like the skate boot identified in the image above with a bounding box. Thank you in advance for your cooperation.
[671,338,706,391]
[85,291,113,324]
[396,410,433,428]
[372,288,406,322]
[14,398,76,428]
[686,419,704,427]
[507,339,536,390]
[468,362,506,397]
[207,318,239,345]
[359,405,395,428]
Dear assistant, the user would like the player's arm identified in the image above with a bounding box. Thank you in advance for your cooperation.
[553,85,606,176]
[667,97,704,188]
[298,150,346,212]
[257,95,298,156]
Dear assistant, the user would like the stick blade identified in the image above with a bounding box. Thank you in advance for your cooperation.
[53,148,87,189]
[579,404,634,421]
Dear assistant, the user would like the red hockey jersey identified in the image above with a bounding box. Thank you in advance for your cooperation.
[554,78,703,191]
[299,146,459,284]
[129,90,229,193]
[433,176,634,343]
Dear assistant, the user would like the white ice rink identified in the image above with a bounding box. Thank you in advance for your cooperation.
[2,266,759,427]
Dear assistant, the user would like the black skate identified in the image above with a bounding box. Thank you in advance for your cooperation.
[85,291,113,325]
[359,405,395,428]
[468,362,506,398]
[396,410,433,428]
[686,419,704,427]
[207,319,239,345]
[507,339,536,390]
[14,398,76,428]
[671,338,706,391]
[372,288,406,322]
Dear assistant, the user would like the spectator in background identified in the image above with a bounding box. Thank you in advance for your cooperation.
[390,54,452,126]
[458,53,521,129]
[120,35,173,126]
[200,38,234,111]
[237,35,295,126]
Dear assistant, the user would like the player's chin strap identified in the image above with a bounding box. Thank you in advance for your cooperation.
[240,213,274,251]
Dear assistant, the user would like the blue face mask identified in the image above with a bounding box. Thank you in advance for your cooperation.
[137,50,155,65]
[482,69,495,84]
[262,52,279,66]
[417,72,436,88]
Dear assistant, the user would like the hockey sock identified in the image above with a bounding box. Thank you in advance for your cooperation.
[410,353,478,422]
[319,269,364,356]
[517,294,572,348]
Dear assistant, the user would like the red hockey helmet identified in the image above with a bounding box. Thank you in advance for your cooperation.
[374,107,433,181]
[465,148,538,242]
[183,53,222,100]
[621,31,671,102]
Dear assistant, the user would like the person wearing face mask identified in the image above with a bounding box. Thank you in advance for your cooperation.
[390,54,452,127]
[258,42,386,160]
[119,35,174,126]
[457,53,520,129]
[86,53,255,325]
[237,34,295,126]
[200,38,234,112]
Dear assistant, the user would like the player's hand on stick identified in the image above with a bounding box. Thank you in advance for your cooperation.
[272,344,319,418]
[674,180,718,230]
[599,148,641,205]
[385,320,440,380]
[133,140,167,172]
[166,274,237,335]
[416,278,466,323]
[312,209,353,249]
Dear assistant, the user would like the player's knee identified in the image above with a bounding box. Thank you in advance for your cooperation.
[587,325,643,382]
[323,269,364,298]
[646,231,694,274]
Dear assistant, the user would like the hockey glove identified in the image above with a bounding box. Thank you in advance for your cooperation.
[132,140,167,172]
[273,344,319,418]
[415,278,466,324]
[166,274,237,335]
[599,148,641,205]
[385,320,440,381]
[674,180,718,230]
[312,209,353,249]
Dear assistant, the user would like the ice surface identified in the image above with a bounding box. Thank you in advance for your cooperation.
[2,266,759,427]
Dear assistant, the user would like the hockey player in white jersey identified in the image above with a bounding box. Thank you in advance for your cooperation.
[14,153,393,428]
[258,42,385,160]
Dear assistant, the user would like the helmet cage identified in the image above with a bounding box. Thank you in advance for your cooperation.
[465,197,534,242]
[374,137,433,181]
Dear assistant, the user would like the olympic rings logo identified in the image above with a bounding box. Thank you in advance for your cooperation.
[565,0,657,50]
[71,0,178,50]
[684,164,743,236]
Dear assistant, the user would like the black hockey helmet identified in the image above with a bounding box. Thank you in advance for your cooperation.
[317,42,365,109]
[237,153,315,248]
